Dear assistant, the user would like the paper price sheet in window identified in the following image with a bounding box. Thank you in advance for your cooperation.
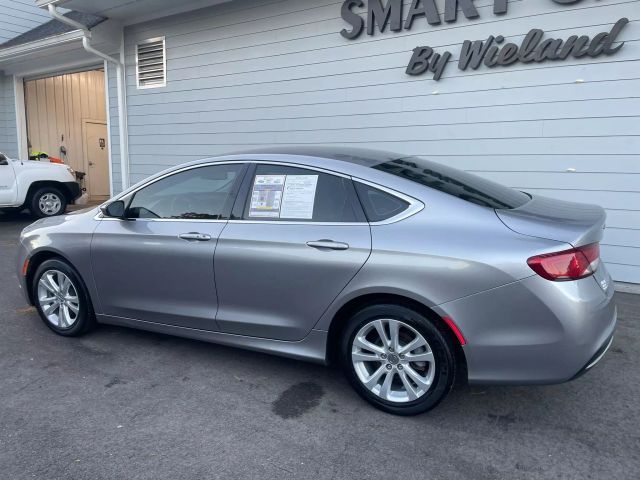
[249,174,318,219]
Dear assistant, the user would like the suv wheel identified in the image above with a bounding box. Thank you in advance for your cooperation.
[32,259,96,336]
[340,304,457,415]
[30,186,67,218]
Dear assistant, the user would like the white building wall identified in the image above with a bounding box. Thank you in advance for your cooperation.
[113,0,640,283]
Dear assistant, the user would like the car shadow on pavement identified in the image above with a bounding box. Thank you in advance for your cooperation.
[0,210,33,223]
[48,315,628,425]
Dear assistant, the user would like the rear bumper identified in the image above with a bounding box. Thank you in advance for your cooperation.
[439,266,617,385]
[570,333,614,381]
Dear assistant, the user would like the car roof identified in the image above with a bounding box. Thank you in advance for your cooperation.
[227,146,405,168]
[118,147,421,201]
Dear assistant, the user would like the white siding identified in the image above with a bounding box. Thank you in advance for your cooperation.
[116,0,640,283]
[0,0,51,44]
[106,62,122,194]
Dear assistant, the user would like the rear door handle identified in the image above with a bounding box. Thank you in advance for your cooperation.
[306,240,350,250]
[179,232,212,241]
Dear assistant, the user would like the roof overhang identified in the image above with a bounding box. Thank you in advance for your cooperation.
[36,0,235,26]
[0,19,120,77]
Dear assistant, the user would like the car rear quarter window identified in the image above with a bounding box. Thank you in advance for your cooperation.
[373,157,530,209]
[354,182,410,222]
[243,165,365,222]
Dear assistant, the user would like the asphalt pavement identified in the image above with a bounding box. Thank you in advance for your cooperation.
[1,211,639,480]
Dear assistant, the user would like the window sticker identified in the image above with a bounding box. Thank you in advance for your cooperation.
[249,175,285,217]
[280,175,319,219]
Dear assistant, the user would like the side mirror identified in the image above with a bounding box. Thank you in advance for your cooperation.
[0,153,7,165]
[101,200,126,218]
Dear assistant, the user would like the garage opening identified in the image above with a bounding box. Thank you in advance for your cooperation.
[23,68,110,202]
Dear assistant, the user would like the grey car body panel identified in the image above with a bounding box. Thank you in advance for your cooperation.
[437,265,616,384]
[97,314,329,364]
[16,147,617,384]
[496,195,606,247]
[313,195,573,336]
[17,210,101,309]
[214,222,371,341]
[91,218,226,331]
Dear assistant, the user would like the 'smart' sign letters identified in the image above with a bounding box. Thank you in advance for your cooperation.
[339,0,630,81]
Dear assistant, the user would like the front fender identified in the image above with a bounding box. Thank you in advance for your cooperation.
[19,210,101,311]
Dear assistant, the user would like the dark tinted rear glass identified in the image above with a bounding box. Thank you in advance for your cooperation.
[355,182,410,222]
[373,157,530,209]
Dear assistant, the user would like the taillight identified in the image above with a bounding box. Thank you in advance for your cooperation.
[527,243,600,281]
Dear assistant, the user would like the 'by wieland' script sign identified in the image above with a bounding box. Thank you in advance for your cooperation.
[339,0,630,81]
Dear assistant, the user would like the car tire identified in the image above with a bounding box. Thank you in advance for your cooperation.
[32,259,96,337]
[340,304,457,416]
[30,186,67,218]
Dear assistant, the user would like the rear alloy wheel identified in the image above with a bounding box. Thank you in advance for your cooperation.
[30,187,67,218]
[341,305,456,415]
[32,259,95,336]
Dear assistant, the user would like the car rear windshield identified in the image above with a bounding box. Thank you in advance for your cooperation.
[372,157,531,210]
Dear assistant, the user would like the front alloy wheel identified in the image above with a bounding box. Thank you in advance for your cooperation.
[341,304,457,415]
[37,270,80,329]
[32,259,95,336]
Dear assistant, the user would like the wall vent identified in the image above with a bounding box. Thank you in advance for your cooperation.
[136,37,166,89]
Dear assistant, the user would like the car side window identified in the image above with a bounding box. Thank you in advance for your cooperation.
[243,165,365,222]
[354,182,410,222]
[127,164,244,220]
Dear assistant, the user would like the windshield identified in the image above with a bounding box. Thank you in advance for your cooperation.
[372,156,531,210]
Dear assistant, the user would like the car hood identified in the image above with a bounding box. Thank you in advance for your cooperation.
[21,207,99,234]
[12,158,69,172]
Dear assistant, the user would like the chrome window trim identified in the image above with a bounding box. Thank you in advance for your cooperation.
[249,160,351,179]
[95,161,247,222]
[95,160,423,225]
[94,215,228,223]
[227,220,366,226]
[113,161,248,202]
[111,160,348,204]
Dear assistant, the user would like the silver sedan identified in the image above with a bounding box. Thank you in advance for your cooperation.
[16,148,616,415]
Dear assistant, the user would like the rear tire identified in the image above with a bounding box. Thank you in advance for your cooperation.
[340,304,456,415]
[29,186,67,218]
[32,259,96,337]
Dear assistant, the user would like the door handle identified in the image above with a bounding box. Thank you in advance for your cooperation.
[179,232,212,241]
[306,240,349,250]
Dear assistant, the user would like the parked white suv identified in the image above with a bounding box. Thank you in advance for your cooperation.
[0,152,82,217]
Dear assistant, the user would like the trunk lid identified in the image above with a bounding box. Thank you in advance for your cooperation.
[496,194,606,247]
